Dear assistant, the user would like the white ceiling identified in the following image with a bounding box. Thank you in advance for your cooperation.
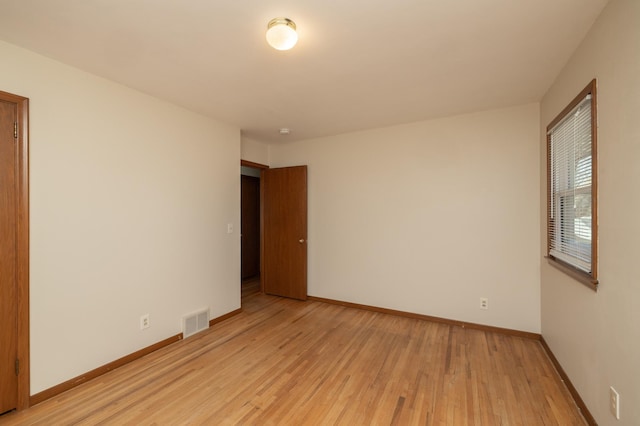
[0,0,609,143]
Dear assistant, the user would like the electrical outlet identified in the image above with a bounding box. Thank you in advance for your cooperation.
[610,386,620,420]
[227,223,233,234]
[140,314,150,330]
[480,297,489,310]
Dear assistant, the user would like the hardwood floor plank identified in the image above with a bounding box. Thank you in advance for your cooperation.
[0,292,587,425]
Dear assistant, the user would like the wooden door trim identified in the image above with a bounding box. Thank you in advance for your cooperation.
[241,159,269,169]
[240,160,269,293]
[0,90,30,410]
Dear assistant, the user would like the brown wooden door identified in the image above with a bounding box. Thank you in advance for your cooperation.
[241,175,260,280]
[0,100,18,414]
[263,166,307,300]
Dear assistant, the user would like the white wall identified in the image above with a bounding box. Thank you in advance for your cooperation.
[241,136,269,166]
[270,103,541,333]
[0,41,241,394]
[540,0,640,424]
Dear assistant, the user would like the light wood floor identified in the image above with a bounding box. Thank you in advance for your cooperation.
[1,285,586,425]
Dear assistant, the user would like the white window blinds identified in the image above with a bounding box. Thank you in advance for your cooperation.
[548,94,593,273]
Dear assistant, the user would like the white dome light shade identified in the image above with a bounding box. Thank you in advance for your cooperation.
[266,18,298,51]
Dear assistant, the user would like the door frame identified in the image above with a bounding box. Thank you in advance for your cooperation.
[240,160,268,293]
[0,90,30,410]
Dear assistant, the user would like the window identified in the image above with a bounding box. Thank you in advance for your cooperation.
[547,79,598,288]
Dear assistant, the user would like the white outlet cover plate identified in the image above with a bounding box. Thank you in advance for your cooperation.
[140,314,150,330]
[610,386,620,420]
[480,298,488,309]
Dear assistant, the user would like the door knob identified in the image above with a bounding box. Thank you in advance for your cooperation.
[299,239,305,243]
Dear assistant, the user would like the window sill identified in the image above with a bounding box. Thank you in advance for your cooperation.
[546,256,598,292]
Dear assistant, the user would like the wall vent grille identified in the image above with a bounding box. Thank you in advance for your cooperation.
[182,309,209,338]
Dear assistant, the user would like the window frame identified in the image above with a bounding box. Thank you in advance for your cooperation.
[546,79,598,290]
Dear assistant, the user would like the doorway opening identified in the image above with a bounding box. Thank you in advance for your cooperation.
[240,160,268,300]
[240,160,308,302]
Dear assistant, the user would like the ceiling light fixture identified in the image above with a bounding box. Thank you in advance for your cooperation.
[266,18,298,51]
